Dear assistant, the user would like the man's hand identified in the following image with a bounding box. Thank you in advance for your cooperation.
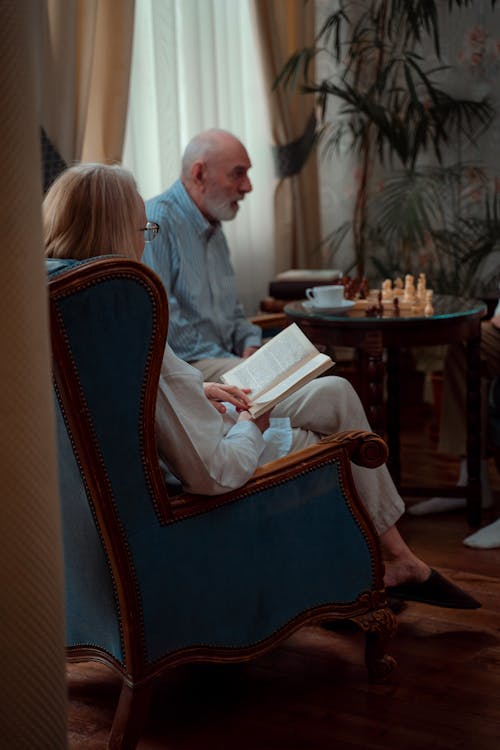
[237,409,271,433]
[490,315,500,330]
[203,382,252,414]
[242,345,259,358]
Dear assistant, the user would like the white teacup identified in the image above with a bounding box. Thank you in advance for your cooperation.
[305,284,345,307]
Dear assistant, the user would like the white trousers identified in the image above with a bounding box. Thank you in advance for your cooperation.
[192,357,404,535]
[439,321,500,456]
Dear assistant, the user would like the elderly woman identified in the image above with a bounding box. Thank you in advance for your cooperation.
[43,162,479,608]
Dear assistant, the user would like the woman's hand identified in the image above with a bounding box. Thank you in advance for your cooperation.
[237,409,271,433]
[203,382,252,414]
[242,345,259,358]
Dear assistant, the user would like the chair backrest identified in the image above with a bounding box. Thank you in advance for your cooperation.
[48,255,392,706]
[48,256,169,674]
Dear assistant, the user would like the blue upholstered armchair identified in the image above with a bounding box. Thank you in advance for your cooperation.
[47,257,396,750]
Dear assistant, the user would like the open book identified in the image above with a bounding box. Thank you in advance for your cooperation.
[221,323,334,418]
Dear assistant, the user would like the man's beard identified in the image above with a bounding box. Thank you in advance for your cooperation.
[205,192,241,222]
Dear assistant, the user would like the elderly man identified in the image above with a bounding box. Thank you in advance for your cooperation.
[143,128,261,382]
[138,130,485,601]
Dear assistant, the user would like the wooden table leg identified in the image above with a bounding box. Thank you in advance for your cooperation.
[359,332,386,441]
[386,347,401,487]
[466,335,482,527]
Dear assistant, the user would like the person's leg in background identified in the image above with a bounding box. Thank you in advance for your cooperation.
[408,320,500,516]
[463,346,500,548]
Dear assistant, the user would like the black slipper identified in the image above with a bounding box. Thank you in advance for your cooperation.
[386,568,481,609]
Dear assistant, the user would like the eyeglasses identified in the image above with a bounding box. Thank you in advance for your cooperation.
[141,221,160,243]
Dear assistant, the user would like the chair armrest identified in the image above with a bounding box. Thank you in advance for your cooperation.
[167,429,386,523]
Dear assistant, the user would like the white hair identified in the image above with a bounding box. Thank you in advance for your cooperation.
[181,129,241,178]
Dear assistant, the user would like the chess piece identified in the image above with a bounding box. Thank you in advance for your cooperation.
[343,277,354,299]
[381,278,393,300]
[424,289,434,316]
[393,277,404,296]
[417,273,426,304]
[359,277,369,299]
[377,291,384,316]
[403,274,415,303]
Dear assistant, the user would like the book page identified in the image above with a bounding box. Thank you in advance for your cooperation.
[222,323,317,398]
[250,353,332,407]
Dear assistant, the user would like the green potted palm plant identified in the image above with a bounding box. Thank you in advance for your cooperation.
[276,0,499,294]
[368,165,500,297]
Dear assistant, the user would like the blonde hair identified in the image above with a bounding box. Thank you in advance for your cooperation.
[43,163,142,259]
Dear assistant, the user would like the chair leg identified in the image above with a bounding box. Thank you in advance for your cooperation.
[352,607,398,682]
[108,680,153,750]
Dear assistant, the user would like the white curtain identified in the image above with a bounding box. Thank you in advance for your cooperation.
[123,0,275,315]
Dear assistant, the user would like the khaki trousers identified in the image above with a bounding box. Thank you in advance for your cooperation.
[191,357,404,535]
[439,321,500,456]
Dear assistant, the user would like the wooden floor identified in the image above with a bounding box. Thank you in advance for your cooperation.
[67,403,500,749]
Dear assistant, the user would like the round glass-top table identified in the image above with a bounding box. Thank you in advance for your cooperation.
[284,295,488,526]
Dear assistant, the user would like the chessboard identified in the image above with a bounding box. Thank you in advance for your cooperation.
[348,273,434,317]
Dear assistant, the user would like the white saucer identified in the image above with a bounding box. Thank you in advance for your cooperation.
[303,299,355,314]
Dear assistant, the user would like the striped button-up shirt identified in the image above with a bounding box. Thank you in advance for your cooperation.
[143,180,262,363]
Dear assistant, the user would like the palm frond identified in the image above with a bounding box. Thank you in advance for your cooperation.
[274,0,499,285]
[272,47,317,91]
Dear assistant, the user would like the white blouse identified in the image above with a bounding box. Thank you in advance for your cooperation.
[155,344,292,495]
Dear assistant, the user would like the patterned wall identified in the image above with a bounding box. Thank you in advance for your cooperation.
[315,1,500,292]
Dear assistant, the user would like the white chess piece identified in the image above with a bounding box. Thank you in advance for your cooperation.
[393,277,404,296]
[417,273,426,304]
[403,273,415,303]
[381,278,393,300]
[424,289,434,316]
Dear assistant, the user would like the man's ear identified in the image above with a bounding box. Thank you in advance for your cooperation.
[191,160,206,189]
